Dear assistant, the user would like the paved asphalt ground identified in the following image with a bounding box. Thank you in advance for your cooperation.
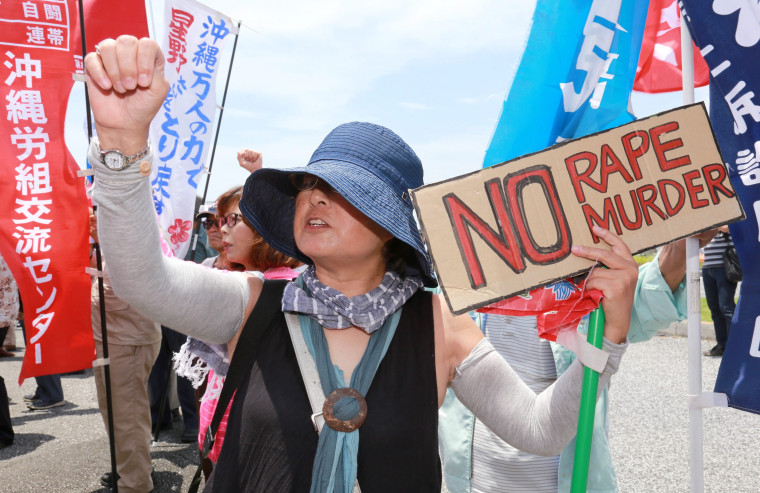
[1,325,199,493]
[609,333,759,493]
[1,323,758,492]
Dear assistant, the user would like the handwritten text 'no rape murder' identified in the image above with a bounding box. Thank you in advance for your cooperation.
[412,103,744,314]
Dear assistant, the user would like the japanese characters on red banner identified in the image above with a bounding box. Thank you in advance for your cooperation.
[0,0,93,383]
[149,0,236,259]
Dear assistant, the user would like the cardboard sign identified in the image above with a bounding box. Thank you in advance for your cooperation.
[411,104,745,314]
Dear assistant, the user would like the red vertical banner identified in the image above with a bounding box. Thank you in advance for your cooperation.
[0,0,93,383]
[75,0,150,56]
[68,0,151,150]
[634,0,710,93]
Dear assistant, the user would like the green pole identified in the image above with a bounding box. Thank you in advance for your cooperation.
[570,306,605,492]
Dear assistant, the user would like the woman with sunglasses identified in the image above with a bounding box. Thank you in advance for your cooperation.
[179,184,301,471]
[85,38,638,493]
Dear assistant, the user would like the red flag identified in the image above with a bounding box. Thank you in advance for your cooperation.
[477,279,602,342]
[78,0,150,55]
[0,0,93,383]
[634,0,709,93]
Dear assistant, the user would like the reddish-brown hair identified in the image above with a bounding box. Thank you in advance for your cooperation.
[216,186,300,271]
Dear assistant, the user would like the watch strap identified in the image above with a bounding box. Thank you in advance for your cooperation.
[121,143,151,165]
[95,139,151,169]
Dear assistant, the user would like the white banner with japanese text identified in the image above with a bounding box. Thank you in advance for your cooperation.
[0,0,94,383]
[149,0,236,258]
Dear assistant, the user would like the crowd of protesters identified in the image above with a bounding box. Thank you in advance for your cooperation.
[0,34,737,493]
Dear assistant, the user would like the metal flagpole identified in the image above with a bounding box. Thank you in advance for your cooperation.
[78,1,118,490]
[78,0,93,143]
[681,16,704,493]
[188,20,243,261]
[200,20,243,206]
[91,233,119,493]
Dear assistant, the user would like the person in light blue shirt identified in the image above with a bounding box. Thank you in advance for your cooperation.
[439,233,715,493]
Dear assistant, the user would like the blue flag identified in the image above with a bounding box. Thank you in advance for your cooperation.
[682,1,760,415]
[483,0,648,168]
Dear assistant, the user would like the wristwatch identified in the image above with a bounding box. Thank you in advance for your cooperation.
[97,141,151,171]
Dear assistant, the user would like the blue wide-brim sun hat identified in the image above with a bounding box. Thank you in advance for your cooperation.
[240,121,437,287]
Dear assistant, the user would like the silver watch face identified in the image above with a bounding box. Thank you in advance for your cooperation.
[103,151,128,170]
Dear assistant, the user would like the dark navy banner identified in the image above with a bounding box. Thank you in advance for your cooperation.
[682,1,760,414]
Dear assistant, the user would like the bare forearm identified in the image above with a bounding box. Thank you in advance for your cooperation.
[658,241,687,292]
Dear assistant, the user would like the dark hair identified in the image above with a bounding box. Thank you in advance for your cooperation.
[216,186,300,272]
[383,238,418,278]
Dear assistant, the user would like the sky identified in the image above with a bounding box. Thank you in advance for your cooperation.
[64,0,709,203]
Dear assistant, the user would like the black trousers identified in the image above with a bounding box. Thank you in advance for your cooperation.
[0,373,13,447]
[1,326,15,446]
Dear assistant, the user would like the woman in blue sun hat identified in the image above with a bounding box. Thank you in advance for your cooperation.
[85,37,638,492]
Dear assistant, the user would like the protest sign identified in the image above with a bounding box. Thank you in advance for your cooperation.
[412,103,744,314]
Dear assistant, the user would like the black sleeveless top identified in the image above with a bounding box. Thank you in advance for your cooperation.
[204,290,441,492]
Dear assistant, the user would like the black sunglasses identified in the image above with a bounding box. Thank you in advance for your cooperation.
[201,217,219,230]
[218,212,243,228]
[290,174,335,194]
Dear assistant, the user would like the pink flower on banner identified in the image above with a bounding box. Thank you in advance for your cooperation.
[168,219,192,245]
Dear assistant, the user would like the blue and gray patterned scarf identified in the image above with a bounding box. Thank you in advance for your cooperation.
[281,266,423,333]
